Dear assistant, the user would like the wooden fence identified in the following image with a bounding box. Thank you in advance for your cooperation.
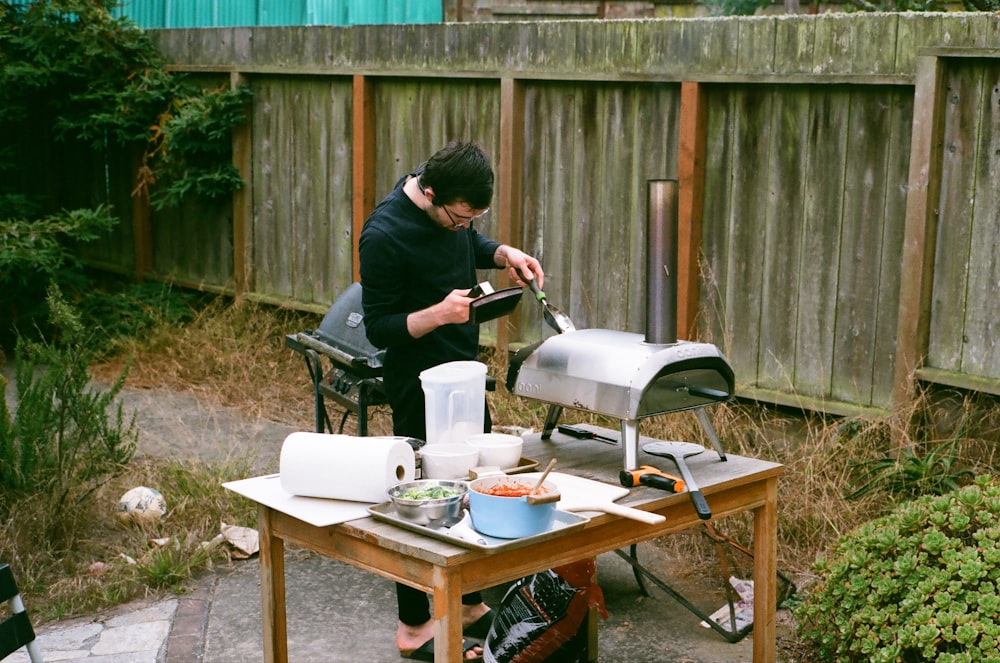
[78,14,1000,416]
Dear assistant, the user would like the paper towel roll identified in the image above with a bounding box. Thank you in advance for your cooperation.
[279,432,416,502]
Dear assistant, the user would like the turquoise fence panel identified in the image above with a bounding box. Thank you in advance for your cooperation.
[258,0,307,26]
[113,0,165,27]
[167,0,209,28]
[345,0,442,25]
[21,0,441,27]
[307,0,349,25]
[216,0,260,27]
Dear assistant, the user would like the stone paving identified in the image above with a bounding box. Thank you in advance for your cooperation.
[7,599,177,663]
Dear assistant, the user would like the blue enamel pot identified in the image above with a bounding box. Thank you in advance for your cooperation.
[467,475,559,539]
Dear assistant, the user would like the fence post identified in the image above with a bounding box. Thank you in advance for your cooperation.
[131,147,153,282]
[352,75,376,283]
[893,54,946,411]
[231,71,252,296]
[677,81,707,342]
[497,78,526,351]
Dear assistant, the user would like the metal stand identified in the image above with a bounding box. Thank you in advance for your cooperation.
[541,404,728,464]
[286,341,387,436]
[614,524,795,643]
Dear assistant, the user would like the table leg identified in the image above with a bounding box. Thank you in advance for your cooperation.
[259,505,288,663]
[431,566,464,663]
[752,476,778,663]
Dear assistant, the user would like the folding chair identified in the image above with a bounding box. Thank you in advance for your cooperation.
[0,564,43,662]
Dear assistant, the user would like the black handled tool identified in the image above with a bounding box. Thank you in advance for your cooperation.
[558,424,619,445]
[619,465,685,493]
[518,269,576,334]
[643,441,713,520]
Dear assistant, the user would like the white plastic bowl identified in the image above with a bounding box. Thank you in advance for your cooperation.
[419,443,480,480]
[465,433,523,469]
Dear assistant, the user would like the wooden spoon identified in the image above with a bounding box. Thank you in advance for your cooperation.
[526,458,559,505]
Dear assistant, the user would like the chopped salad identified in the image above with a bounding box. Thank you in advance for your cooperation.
[397,485,463,501]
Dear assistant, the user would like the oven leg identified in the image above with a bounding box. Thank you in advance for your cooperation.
[695,408,727,461]
[541,405,562,439]
[621,419,639,470]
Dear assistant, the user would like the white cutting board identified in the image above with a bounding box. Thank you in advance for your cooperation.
[223,474,373,527]
[518,471,665,524]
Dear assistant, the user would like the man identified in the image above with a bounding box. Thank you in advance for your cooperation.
[359,141,544,661]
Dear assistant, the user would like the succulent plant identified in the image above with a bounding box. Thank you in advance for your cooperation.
[796,476,1000,662]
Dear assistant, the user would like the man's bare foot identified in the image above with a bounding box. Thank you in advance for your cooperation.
[397,620,483,660]
[461,602,492,629]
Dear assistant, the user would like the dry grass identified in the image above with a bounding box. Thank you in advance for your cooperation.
[91,297,323,430]
[2,453,259,622]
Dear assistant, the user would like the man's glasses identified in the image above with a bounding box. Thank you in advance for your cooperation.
[443,205,489,228]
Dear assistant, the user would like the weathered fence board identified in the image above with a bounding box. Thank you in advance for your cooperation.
[962,63,1000,379]
[519,81,680,334]
[150,199,233,289]
[758,86,810,395]
[250,76,354,306]
[832,88,911,407]
[941,60,1000,380]
[928,62,983,374]
[796,90,849,398]
[870,91,912,407]
[88,15,1000,416]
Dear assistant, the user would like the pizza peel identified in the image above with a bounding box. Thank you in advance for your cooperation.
[642,441,712,520]
[519,471,665,524]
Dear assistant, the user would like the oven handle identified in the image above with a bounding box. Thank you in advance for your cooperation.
[684,385,731,402]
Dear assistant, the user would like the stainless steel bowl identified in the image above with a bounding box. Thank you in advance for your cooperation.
[387,479,467,526]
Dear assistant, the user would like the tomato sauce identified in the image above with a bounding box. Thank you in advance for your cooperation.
[478,482,550,498]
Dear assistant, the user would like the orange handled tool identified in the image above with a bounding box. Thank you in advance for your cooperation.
[619,465,685,493]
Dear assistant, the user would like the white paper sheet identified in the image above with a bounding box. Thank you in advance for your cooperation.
[223,474,374,527]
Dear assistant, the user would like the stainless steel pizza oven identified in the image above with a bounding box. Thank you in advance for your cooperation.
[507,180,735,470]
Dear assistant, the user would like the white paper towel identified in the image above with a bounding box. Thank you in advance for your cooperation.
[279,432,416,503]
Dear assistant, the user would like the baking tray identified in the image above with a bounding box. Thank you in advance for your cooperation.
[368,503,589,552]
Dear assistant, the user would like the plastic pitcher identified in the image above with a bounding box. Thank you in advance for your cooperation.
[420,361,487,445]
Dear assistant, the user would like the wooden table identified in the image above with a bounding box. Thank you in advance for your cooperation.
[255,426,783,663]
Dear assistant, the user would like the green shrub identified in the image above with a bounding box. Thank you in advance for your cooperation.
[137,84,253,211]
[0,0,250,346]
[0,206,119,345]
[795,475,1000,662]
[0,286,137,549]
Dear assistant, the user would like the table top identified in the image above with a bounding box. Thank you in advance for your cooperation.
[300,423,782,565]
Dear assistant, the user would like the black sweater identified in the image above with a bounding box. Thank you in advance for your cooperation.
[359,172,500,431]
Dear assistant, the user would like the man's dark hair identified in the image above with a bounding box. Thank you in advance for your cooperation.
[420,141,494,210]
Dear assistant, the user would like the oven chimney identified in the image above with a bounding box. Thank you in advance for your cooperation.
[646,179,678,345]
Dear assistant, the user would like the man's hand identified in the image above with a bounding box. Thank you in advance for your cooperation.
[405,289,476,339]
[494,245,545,289]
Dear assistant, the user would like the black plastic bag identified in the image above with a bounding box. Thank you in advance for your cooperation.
[484,559,607,663]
